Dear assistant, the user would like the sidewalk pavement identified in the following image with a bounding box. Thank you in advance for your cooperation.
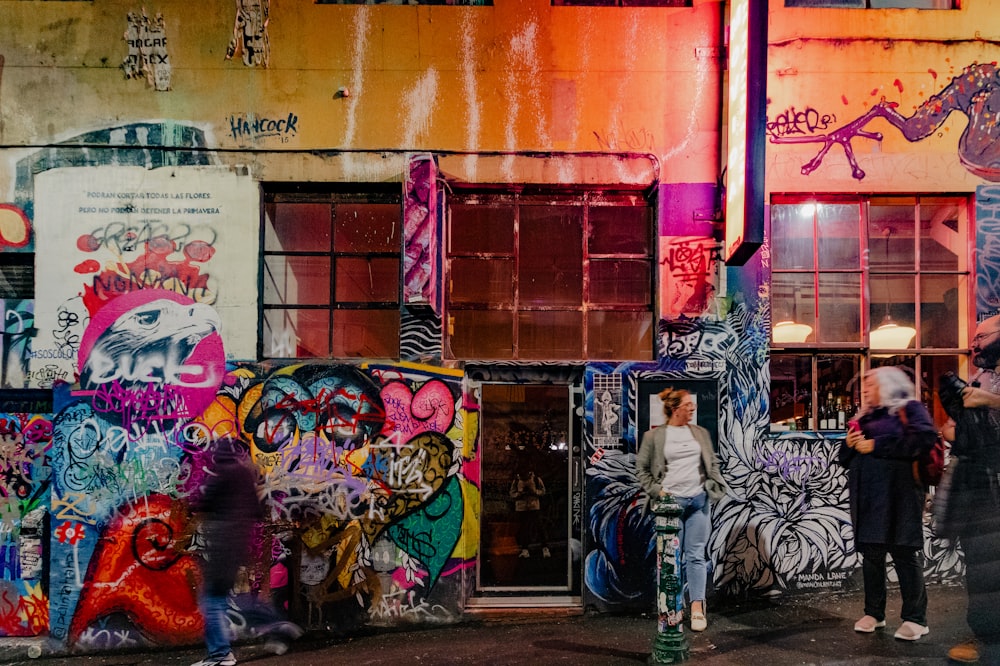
[0,583,974,665]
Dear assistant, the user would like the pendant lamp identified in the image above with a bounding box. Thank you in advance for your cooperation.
[870,228,916,350]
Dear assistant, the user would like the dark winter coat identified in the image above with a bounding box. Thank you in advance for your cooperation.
[194,447,263,596]
[942,405,1000,538]
[838,401,936,549]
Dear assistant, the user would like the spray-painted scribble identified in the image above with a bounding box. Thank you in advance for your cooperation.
[660,237,719,318]
[766,106,837,139]
[227,113,298,143]
[75,232,218,314]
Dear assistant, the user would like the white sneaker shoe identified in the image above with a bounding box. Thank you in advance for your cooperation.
[853,615,886,633]
[542,547,551,558]
[894,621,929,641]
[690,612,707,632]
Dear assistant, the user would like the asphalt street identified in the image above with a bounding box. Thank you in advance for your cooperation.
[0,584,974,665]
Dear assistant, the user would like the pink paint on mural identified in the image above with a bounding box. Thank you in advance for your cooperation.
[381,379,455,437]
[403,154,440,313]
[76,289,225,427]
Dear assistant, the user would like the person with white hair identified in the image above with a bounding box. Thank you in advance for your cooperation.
[840,366,937,642]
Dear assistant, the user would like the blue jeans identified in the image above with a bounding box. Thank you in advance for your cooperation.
[675,491,711,604]
[201,591,231,658]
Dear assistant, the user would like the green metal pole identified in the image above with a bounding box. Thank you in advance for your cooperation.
[649,493,689,664]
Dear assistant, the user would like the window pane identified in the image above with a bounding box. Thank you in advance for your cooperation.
[263,255,331,305]
[587,311,653,360]
[518,310,583,359]
[334,203,400,253]
[818,273,861,343]
[519,205,582,305]
[589,206,650,254]
[816,355,861,429]
[771,203,814,270]
[920,199,965,271]
[450,310,513,359]
[333,310,399,358]
[335,257,399,303]
[919,275,960,348]
[870,274,916,348]
[922,355,962,427]
[451,204,515,254]
[817,203,861,270]
[772,274,815,344]
[263,309,330,358]
[770,354,812,430]
[264,202,331,252]
[590,259,651,305]
[870,357,917,390]
[450,258,514,305]
[869,203,915,271]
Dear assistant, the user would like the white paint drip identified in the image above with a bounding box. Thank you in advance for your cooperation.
[341,7,371,177]
[401,69,440,148]
[461,12,481,180]
[609,14,642,182]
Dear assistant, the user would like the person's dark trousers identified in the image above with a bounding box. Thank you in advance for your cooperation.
[858,543,928,625]
[961,521,1000,664]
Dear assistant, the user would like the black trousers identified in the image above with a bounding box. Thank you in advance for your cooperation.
[858,543,927,625]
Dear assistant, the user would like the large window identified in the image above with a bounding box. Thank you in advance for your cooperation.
[261,187,401,359]
[446,190,654,361]
[784,0,954,7]
[770,195,970,431]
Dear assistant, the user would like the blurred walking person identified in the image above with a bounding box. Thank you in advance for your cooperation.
[190,437,301,666]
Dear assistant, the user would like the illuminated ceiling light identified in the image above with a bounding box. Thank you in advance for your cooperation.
[870,314,916,350]
[800,203,816,217]
[772,319,814,343]
[869,226,915,351]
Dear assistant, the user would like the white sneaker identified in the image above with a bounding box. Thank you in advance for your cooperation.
[190,652,237,666]
[542,547,551,558]
[894,621,929,641]
[853,615,886,633]
[519,549,530,558]
[691,612,707,632]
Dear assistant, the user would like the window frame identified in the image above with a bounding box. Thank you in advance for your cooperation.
[444,187,655,362]
[783,0,956,8]
[259,184,402,361]
[769,194,973,431]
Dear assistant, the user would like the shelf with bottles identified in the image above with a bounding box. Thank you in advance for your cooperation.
[815,390,858,431]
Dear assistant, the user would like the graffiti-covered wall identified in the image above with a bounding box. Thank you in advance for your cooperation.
[5,0,991,653]
[48,350,474,648]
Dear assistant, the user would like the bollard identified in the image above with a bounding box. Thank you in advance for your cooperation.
[649,493,688,664]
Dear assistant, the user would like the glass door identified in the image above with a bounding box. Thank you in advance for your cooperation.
[475,383,582,605]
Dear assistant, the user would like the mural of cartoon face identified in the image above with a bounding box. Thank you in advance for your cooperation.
[300,551,332,586]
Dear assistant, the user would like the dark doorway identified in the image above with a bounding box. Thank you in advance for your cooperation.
[475,383,582,606]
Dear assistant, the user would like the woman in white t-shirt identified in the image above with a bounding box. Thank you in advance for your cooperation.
[636,388,728,632]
